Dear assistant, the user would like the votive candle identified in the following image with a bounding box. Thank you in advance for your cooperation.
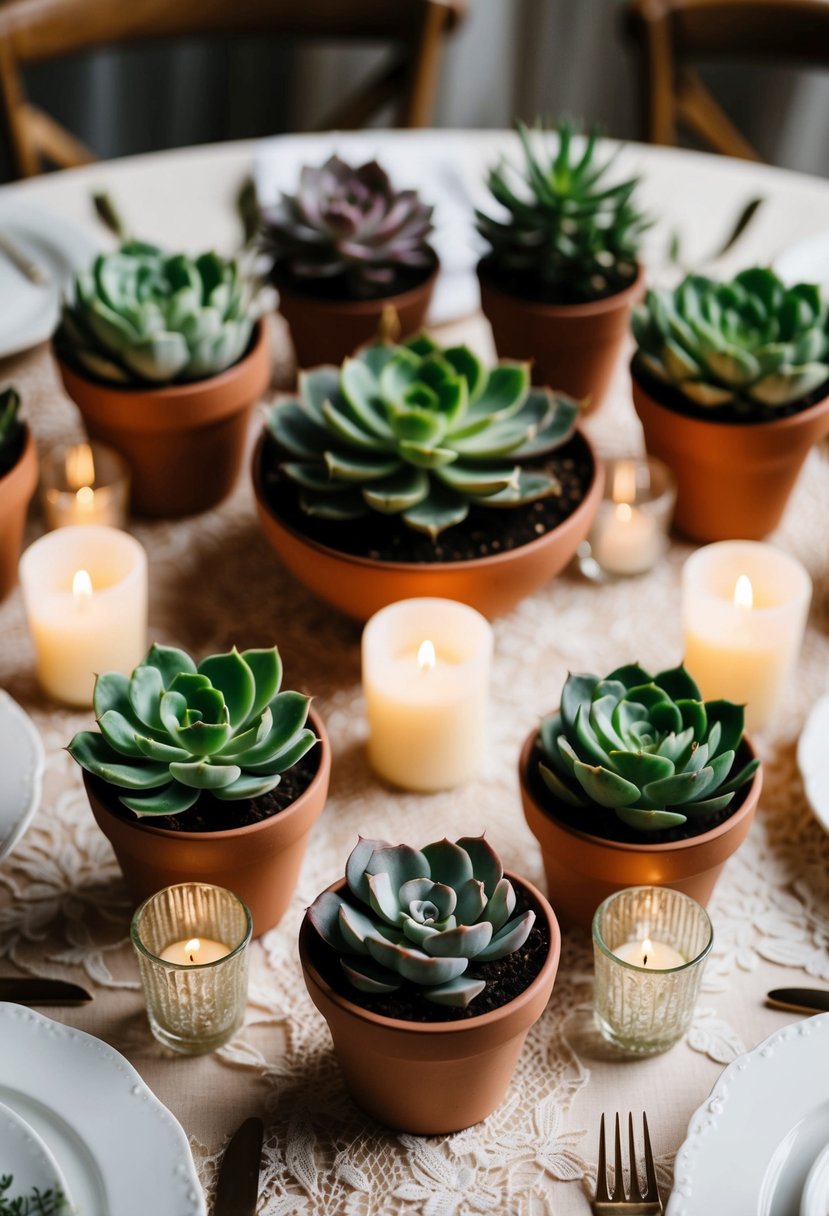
[584,456,676,578]
[362,598,493,791]
[40,441,130,530]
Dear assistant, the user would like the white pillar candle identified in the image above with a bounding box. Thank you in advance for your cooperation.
[612,937,685,969]
[682,541,811,730]
[159,937,231,966]
[362,597,493,792]
[19,525,147,707]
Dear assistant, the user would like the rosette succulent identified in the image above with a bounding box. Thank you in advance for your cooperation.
[632,268,829,412]
[261,154,434,298]
[308,836,535,1008]
[56,241,256,386]
[537,664,759,833]
[476,120,648,303]
[68,644,317,818]
[0,387,23,476]
[267,333,579,538]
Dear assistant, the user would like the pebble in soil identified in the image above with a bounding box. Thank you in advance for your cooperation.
[262,432,595,564]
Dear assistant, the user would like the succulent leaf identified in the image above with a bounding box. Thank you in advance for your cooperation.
[0,387,24,475]
[537,663,759,833]
[308,835,535,1008]
[68,645,317,820]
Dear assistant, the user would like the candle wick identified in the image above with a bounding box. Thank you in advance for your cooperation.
[189,954,195,963]
[643,954,648,967]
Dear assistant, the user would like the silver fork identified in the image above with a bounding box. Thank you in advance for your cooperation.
[592,1112,663,1214]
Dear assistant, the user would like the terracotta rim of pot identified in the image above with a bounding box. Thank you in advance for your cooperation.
[519,720,762,867]
[299,870,561,1038]
[273,251,440,319]
[83,705,330,850]
[0,424,38,506]
[477,259,646,323]
[55,319,271,433]
[251,429,604,619]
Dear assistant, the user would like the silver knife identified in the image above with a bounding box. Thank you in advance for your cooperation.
[0,233,49,286]
[0,977,93,1005]
[766,987,829,1015]
[214,1116,263,1216]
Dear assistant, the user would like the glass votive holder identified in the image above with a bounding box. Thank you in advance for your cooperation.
[579,456,676,579]
[131,883,252,1055]
[40,441,130,530]
[592,886,712,1055]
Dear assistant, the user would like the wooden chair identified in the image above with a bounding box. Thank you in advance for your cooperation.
[0,0,465,178]
[625,0,829,160]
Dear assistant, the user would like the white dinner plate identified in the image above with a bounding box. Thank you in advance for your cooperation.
[0,1005,205,1215]
[0,690,45,864]
[0,1098,73,1210]
[0,198,98,360]
[801,1142,829,1216]
[797,694,829,836]
[775,231,829,295]
[669,1011,829,1216]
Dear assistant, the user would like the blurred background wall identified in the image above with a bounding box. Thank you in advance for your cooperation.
[10,0,829,179]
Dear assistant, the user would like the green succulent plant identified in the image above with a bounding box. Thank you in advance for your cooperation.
[267,333,579,539]
[476,119,648,303]
[632,267,829,412]
[0,387,23,476]
[56,241,257,386]
[537,664,759,834]
[308,835,535,1008]
[260,154,434,298]
[68,644,317,818]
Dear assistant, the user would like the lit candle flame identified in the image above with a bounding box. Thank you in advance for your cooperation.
[642,937,652,967]
[611,461,637,505]
[185,937,201,963]
[66,443,95,491]
[72,569,93,599]
[615,501,633,525]
[75,484,95,510]
[417,639,436,672]
[734,574,753,611]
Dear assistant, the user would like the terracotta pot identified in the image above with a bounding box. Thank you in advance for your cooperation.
[275,260,438,369]
[299,872,560,1134]
[0,425,37,601]
[252,431,604,621]
[519,724,762,932]
[632,364,829,542]
[55,321,271,517]
[477,261,645,413]
[83,708,330,937]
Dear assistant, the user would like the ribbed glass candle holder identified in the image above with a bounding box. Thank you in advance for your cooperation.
[131,883,252,1055]
[592,886,712,1055]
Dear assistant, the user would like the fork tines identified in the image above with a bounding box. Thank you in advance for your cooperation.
[593,1112,662,1214]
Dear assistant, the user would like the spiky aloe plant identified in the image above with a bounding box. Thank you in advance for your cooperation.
[0,387,23,476]
[308,835,535,1008]
[632,267,829,413]
[261,154,434,298]
[56,242,257,386]
[267,334,578,538]
[537,664,759,833]
[476,120,648,303]
[68,644,317,818]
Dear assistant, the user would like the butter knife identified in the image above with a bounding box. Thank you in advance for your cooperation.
[214,1116,263,1216]
[766,987,829,1015]
[0,977,92,1005]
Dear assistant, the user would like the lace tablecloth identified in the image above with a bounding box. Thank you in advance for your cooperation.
[1,137,829,1215]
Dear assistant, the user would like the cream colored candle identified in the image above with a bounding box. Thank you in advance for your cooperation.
[362,598,493,791]
[585,457,676,579]
[682,541,811,730]
[40,441,130,530]
[19,525,147,707]
[612,937,685,968]
[159,937,231,965]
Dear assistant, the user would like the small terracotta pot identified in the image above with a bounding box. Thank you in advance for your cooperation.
[632,364,829,542]
[275,260,438,369]
[299,873,561,1134]
[55,321,271,518]
[478,261,645,413]
[252,431,604,622]
[83,708,330,937]
[519,724,762,932]
[0,426,37,601]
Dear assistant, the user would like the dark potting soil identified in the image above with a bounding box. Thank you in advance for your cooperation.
[271,257,435,304]
[479,256,639,307]
[98,745,321,834]
[261,431,595,564]
[526,736,755,846]
[308,886,550,1024]
[632,357,829,426]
